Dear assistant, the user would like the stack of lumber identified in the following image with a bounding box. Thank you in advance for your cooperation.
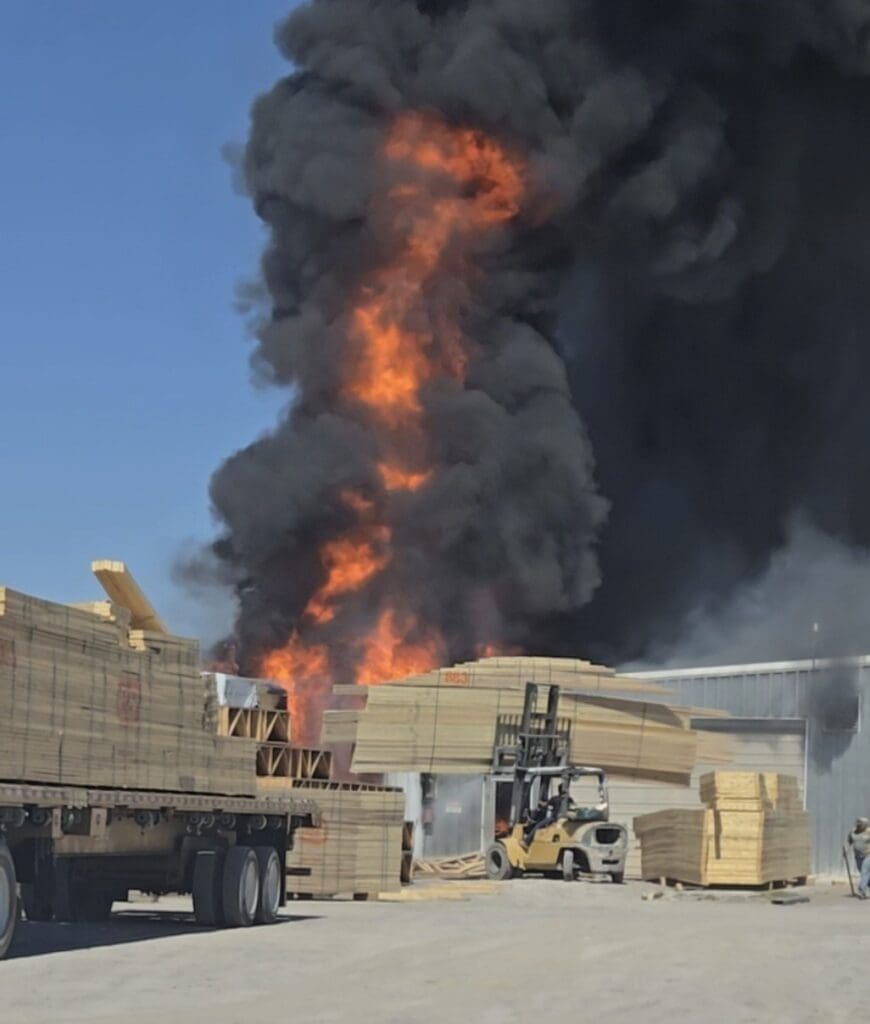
[634,772,810,886]
[285,782,405,897]
[332,655,669,698]
[0,580,258,796]
[324,679,702,783]
[699,771,802,811]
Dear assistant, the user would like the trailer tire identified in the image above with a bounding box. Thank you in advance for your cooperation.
[485,842,514,881]
[21,883,53,922]
[253,847,281,924]
[192,850,225,927]
[222,846,259,928]
[0,839,17,959]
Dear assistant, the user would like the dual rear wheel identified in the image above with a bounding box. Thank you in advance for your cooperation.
[192,845,281,929]
[0,840,16,960]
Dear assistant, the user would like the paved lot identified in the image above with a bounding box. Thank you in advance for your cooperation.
[2,879,867,1023]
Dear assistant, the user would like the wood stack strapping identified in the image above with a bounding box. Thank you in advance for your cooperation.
[285,782,405,898]
[0,585,258,796]
[634,771,810,886]
[328,682,701,783]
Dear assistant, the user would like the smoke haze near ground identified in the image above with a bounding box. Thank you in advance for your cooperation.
[191,1,870,677]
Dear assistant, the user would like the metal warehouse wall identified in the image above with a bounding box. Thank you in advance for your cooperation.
[629,657,870,876]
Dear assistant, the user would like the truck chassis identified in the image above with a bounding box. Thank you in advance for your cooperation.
[0,782,318,958]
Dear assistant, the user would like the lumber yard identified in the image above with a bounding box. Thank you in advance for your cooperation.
[0,559,821,964]
[9,1,870,1020]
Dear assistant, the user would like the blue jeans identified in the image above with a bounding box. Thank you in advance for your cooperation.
[858,856,870,896]
[524,813,554,845]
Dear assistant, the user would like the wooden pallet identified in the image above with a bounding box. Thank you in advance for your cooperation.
[256,743,291,778]
[413,852,487,880]
[291,747,332,781]
[218,707,290,743]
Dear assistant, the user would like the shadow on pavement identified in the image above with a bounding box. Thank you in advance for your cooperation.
[8,907,320,960]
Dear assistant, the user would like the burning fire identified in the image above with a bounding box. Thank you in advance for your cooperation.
[304,525,391,625]
[259,112,524,746]
[355,608,443,686]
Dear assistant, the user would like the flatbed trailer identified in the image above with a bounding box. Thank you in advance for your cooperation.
[0,781,319,959]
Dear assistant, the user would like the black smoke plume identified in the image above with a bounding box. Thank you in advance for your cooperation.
[198,0,870,677]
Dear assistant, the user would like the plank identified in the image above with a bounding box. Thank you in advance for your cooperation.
[91,560,167,633]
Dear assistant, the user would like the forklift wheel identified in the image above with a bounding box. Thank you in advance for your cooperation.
[562,849,576,881]
[485,842,514,881]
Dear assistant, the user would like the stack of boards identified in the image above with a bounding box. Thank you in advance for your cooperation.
[324,657,717,783]
[284,782,405,898]
[634,771,810,886]
[0,581,259,796]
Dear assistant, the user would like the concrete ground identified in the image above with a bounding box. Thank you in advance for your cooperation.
[3,879,867,1024]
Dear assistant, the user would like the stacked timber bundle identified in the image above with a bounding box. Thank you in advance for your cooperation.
[285,782,405,898]
[0,566,258,796]
[331,655,669,698]
[634,771,810,886]
[324,669,701,783]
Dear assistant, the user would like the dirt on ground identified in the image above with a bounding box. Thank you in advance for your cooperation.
[2,879,866,1024]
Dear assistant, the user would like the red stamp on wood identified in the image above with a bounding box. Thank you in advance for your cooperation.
[0,638,15,669]
[117,672,142,725]
[443,670,470,687]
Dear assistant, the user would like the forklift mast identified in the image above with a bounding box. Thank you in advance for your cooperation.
[492,683,571,827]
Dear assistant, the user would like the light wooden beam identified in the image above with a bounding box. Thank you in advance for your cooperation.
[91,560,167,633]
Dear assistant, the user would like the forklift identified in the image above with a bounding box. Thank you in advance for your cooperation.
[485,682,628,882]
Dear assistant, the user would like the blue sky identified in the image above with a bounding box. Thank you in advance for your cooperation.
[0,2,302,640]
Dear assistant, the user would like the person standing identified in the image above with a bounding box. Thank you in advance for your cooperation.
[847,817,870,898]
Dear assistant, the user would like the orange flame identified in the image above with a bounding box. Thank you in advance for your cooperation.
[378,462,432,492]
[258,113,524,744]
[304,525,391,625]
[261,635,330,747]
[356,608,443,686]
[345,113,523,428]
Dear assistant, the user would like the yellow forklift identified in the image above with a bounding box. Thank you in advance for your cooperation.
[484,683,628,882]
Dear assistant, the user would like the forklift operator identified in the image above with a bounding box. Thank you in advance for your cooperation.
[522,795,551,846]
[523,784,574,847]
[549,783,574,818]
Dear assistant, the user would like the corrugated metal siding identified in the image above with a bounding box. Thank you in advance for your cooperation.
[608,725,805,878]
[628,660,870,876]
[423,774,485,858]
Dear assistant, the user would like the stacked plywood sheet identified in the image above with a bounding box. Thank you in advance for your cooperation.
[0,584,258,796]
[284,782,405,897]
[332,656,670,698]
[326,681,701,783]
[634,772,810,886]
